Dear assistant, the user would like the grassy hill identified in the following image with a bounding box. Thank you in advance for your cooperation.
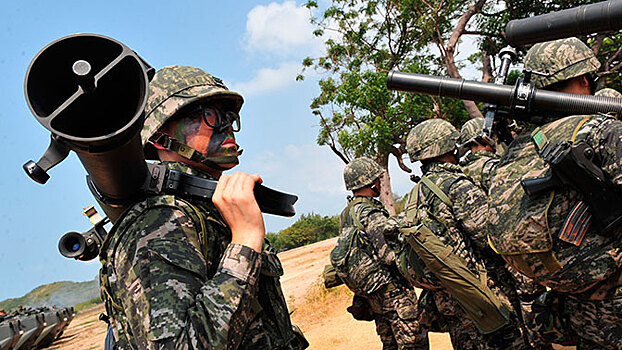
[0,278,99,312]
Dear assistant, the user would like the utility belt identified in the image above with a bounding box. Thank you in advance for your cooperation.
[521,119,622,246]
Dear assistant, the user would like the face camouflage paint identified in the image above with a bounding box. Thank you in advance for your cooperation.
[165,105,239,161]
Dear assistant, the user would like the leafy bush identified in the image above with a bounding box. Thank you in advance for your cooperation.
[266,213,339,251]
[74,296,103,313]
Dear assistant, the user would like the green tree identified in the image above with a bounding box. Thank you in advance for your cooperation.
[473,0,621,90]
[301,0,621,214]
[301,0,470,213]
[266,214,340,251]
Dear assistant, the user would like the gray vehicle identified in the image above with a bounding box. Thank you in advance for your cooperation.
[32,309,66,349]
[0,306,74,350]
[0,318,22,350]
[13,312,45,350]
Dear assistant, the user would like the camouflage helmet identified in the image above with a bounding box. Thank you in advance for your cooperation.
[595,88,622,99]
[407,119,459,162]
[524,37,600,89]
[458,118,485,146]
[343,157,384,191]
[141,65,244,158]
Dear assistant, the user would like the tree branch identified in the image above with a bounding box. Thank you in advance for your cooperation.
[317,110,350,164]
[481,52,492,83]
[462,30,504,39]
[444,0,486,119]
[389,146,412,173]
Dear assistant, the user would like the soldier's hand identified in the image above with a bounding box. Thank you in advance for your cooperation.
[213,172,265,252]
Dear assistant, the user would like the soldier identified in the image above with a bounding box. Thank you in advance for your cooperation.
[98,66,307,349]
[331,157,429,350]
[595,88,622,99]
[399,119,527,350]
[458,119,549,349]
[595,88,622,120]
[488,37,622,349]
[457,118,499,193]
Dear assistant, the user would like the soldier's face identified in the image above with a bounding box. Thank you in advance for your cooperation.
[371,178,381,197]
[163,103,239,168]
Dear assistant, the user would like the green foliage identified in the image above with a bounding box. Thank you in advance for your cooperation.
[393,191,409,214]
[302,0,472,173]
[475,0,621,90]
[0,279,99,312]
[266,213,340,251]
[74,296,103,313]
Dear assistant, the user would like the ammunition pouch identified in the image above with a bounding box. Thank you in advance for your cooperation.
[346,295,375,322]
[322,264,344,289]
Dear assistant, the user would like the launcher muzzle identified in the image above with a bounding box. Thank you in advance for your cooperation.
[24,34,298,223]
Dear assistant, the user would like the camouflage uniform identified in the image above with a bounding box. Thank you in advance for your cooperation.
[332,158,429,350]
[459,120,549,349]
[458,149,499,193]
[402,120,527,350]
[595,88,622,120]
[595,88,622,99]
[458,118,500,193]
[488,38,622,349]
[99,66,306,349]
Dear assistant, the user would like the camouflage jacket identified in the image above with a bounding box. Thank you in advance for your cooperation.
[489,115,622,297]
[99,162,302,350]
[459,150,500,193]
[330,196,397,296]
[398,162,488,290]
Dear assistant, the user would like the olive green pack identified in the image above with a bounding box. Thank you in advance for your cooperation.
[323,264,344,289]
[330,197,392,295]
[399,176,510,334]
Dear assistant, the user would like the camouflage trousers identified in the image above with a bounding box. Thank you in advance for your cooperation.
[429,288,529,350]
[368,285,429,350]
[506,267,552,350]
[565,296,622,350]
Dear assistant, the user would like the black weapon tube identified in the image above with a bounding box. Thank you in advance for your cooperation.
[387,71,622,117]
[505,0,622,47]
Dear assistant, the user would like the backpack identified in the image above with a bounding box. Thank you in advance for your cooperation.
[330,197,392,295]
[322,264,344,289]
[397,176,510,334]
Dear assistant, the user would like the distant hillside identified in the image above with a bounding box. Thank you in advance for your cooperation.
[0,278,99,312]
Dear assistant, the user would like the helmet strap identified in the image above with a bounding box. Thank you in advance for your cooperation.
[149,132,239,171]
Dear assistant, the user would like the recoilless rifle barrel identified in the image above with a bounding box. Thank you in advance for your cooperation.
[386,71,622,123]
[23,33,298,225]
[505,0,622,47]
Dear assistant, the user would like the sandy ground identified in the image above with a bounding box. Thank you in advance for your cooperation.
[45,303,107,350]
[42,237,572,350]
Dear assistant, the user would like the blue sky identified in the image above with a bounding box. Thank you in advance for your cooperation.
[0,0,423,301]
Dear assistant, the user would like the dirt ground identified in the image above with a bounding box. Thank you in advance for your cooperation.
[43,238,571,350]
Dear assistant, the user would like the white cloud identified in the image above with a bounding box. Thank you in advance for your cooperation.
[238,143,347,232]
[244,1,321,57]
[237,142,422,232]
[246,143,346,196]
[229,61,306,97]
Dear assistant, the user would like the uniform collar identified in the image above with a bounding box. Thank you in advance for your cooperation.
[421,161,462,175]
[161,161,217,180]
[459,149,498,165]
[347,195,383,206]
